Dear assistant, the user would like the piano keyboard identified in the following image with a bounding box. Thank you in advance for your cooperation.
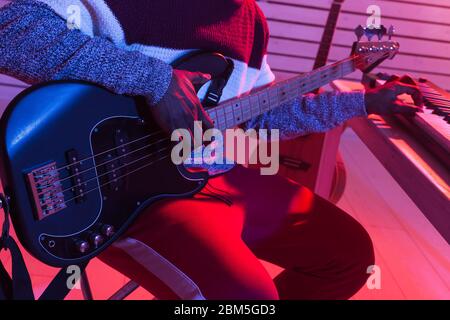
[365,75,450,167]
[332,79,450,242]
[396,79,450,167]
[418,79,450,124]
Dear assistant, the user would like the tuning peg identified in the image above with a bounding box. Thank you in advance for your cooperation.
[388,25,395,40]
[355,25,364,41]
[378,25,387,40]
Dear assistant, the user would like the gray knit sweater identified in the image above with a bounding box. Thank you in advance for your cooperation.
[0,0,367,138]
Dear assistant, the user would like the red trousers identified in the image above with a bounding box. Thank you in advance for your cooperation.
[98,165,374,299]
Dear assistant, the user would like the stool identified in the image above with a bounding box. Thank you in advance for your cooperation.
[80,270,140,300]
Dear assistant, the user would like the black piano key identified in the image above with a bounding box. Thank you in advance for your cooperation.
[427,105,450,113]
[428,103,448,115]
[424,98,450,109]
[439,109,450,117]
[432,109,445,116]
[425,96,450,104]
[426,104,450,112]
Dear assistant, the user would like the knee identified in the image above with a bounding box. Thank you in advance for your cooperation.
[345,218,375,270]
[333,218,375,296]
[210,279,279,300]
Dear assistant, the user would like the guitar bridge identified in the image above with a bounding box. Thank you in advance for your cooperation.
[26,162,66,220]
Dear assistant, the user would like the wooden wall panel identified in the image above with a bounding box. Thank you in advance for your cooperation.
[0,0,449,106]
[258,0,450,91]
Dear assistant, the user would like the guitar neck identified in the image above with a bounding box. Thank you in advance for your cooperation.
[207,55,357,130]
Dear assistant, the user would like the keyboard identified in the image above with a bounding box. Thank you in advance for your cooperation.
[332,79,450,243]
[395,79,449,168]
[415,79,450,148]
[364,74,450,167]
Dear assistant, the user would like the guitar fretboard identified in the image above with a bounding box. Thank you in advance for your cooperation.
[207,56,357,130]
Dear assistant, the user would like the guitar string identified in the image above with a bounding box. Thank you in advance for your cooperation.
[39,147,173,205]
[45,56,368,205]
[53,129,166,172]
[54,146,171,196]
[59,69,352,202]
[50,55,361,173]
[40,55,362,195]
[275,57,357,168]
[43,83,299,188]
[63,154,171,205]
[40,62,358,193]
[37,136,170,191]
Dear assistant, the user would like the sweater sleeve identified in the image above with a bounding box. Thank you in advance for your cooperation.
[0,0,172,104]
[244,91,367,140]
[244,57,368,140]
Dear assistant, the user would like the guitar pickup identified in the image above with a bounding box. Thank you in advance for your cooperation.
[114,129,130,165]
[26,162,66,221]
[103,129,130,192]
[66,149,87,203]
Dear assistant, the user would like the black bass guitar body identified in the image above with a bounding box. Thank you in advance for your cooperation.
[0,52,230,266]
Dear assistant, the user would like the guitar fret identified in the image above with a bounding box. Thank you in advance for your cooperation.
[224,103,235,128]
[209,55,359,128]
[298,78,308,94]
[208,109,218,126]
[233,100,244,124]
[277,83,290,104]
[268,88,278,111]
[216,106,226,130]
[242,94,258,120]
[256,92,268,116]
[289,79,301,94]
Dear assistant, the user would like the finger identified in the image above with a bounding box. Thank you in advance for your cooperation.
[386,74,401,83]
[392,101,423,116]
[184,115,197,145]
[198,106,214,130]
[393,83,424,107]
[177,120,195,148]
[186,71,211,85]
[171,106,193,136]
[190,121,204,151]
[399,74,416,85]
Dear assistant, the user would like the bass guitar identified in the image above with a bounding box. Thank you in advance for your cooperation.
[0,27,398,266]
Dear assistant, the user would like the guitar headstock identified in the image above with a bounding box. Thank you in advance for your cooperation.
[352,25,399,73]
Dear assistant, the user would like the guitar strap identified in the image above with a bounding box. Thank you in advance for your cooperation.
[0,193,88,300]
[202,58,234,108]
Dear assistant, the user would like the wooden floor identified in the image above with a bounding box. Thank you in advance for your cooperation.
[338,129,449,299]
[0,121,448,299]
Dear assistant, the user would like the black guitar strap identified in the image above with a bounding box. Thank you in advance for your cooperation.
[0,193,87,300]
[202,58,234,108]
[38,262,88,300]
[0,236,34,300]
[0,193,34,300]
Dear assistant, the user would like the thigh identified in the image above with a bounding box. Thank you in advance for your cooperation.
[249,186,374,271]
[98,190,278,300]
[218,165,373,269]
[220,166,374,299]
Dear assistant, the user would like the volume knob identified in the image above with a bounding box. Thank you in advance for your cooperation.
[89,233,104,247]
[101,224,115,237]
[75,240,90,254]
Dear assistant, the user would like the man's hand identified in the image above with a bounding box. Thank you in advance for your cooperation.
[364,75,424,116]
[148,69,214,137]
